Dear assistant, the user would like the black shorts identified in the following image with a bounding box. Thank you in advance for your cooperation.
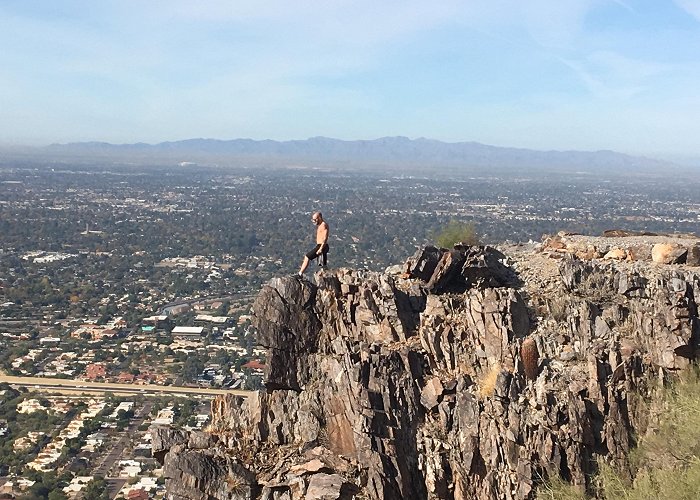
[305,243,329,260]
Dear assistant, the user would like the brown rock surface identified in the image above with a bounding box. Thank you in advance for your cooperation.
[651,243,687,264]
[541,232,698,265]
[520,337,539,380]
[157,243,700,500]
[603,247,627,260]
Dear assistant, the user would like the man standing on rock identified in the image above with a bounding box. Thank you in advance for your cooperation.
[299,211,329,275]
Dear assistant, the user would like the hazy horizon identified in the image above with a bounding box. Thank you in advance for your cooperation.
[2,1,700,158]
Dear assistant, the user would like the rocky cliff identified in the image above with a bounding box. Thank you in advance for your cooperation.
[154,238,700,499]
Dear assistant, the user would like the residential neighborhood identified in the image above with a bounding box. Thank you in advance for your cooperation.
[1,161,699,498]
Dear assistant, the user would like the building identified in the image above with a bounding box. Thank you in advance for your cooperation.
[241,359,265,372]
[62,476,93,497]
[13,431,46,451]
[142,314,171,330]
[117,372,136,383]
[85,363,107,380]
[18,399,48,414]
[39,336,61,346]
[71,325,118,340]
[163,303,191,317]
[172,326,204,341]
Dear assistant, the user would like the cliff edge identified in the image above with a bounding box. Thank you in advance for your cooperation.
[153,239,700,499]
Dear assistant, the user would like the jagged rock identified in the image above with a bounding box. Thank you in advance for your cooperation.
[627,244,652,261]
[151,425,188,463]
[420,377,444,410]
[426,249,466,293]
[290,459,331,475]
[252,276,322,390]
[603,229,632,237]
[163,447,258,500]
[603,229,658,237]
[688,244,700,267]
[409,245,519,293]
[305,473,348,499]
[405,246,443,281]
[159,243,700,500]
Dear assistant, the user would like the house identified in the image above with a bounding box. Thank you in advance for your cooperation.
[109,401,134,419]
[13,431,46,451]
[0,477,36,495]
[117,372,136,383]
[127,490,149,500]
[85,363,107,380]
[62,476,93,496]
[71,325,118,340]
[241,359,265,371]
[18,399,48,414]
[117,459,142,478]
[152,407,175,425]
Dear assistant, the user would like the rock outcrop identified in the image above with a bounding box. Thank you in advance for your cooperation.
[155,242,700,499]
[540,231,700,265]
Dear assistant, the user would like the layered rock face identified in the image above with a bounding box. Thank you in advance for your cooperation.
[154,243,700,500]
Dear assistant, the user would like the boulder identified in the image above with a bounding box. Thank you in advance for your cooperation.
[603,248,627,260]
[651,243,687,264]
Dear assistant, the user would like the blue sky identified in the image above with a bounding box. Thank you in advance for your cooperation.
[1,1,700,158]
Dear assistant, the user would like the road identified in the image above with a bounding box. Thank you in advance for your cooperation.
[93,401,153,479]
[0,375,252,398]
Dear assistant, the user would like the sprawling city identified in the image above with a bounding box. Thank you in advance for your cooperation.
[1,157,699,499]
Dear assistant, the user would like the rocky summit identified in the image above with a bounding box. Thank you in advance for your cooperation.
[153,238,700,500]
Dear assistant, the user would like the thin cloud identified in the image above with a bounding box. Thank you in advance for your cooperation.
[609,0,635,13]
[674,0,700,21]
[559,51,674,100]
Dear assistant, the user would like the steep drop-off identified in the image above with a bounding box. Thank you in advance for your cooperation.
[154,241,700,499]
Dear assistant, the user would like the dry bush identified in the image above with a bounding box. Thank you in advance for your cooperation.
[478,363,500,399]
[537,475,587,500]
[538,366,700,499]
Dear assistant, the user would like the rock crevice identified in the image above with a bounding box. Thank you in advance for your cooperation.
[155,244,700,499]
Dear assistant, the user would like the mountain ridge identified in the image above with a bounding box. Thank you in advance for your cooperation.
[41,136,672,172]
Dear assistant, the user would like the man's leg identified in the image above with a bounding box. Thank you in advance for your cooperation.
[299,256,310,275]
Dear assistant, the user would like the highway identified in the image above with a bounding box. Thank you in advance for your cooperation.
[0,375,252,398]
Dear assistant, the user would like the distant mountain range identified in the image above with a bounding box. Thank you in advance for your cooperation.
[38,136,673,173]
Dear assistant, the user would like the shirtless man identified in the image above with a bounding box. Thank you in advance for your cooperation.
[298,211,329,275]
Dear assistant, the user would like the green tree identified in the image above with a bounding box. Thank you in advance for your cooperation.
[48,490,68,500]
[181,356,205,382]
[433,220,480,248]
[82,476,109,500]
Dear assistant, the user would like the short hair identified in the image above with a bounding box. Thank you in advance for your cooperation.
[313,211,322,219]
